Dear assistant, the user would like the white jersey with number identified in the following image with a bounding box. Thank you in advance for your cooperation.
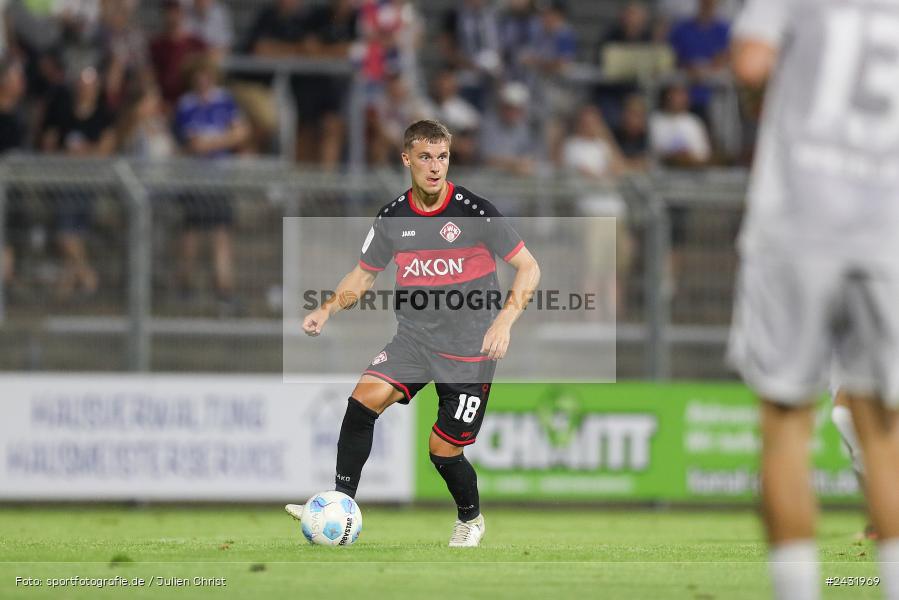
[734,0,899,265]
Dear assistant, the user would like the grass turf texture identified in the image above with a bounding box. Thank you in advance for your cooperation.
[0,506,881,599]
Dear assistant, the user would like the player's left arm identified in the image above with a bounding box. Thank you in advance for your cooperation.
[732,39,776,88]
[481,247,540,360]
[730,0,790,88]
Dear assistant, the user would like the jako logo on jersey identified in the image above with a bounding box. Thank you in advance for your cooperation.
[371,351,387,365]
[440,221,462,243]
[402,257,465,278]
[402,230,416,237]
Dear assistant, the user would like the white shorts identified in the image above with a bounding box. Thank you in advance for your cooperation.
[727,253,899,408]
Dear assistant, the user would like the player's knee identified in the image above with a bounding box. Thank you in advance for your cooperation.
[353,393,384,414]
[428,433,463,458]
[352,380,401,414]
[429,450,463,465]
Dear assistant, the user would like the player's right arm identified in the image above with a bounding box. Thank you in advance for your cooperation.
[302,265,377,336]
[304,214,394,337]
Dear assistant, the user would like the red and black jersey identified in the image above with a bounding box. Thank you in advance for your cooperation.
[358,181,524,356]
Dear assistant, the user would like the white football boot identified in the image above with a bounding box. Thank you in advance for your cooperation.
[448,514,486,547]
[284,504,304,521]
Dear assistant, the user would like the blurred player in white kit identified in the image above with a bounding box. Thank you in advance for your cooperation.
[728,0,899,599]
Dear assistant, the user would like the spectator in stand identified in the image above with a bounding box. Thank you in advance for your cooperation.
[519,0,577,163]
[561,104,627,179]
[56,0,100,38]
[149,0,206,107]
[439,0,501,110]
[358,0,424,103]
[667,0,730,120]
[430,68,480,166]
[649,81,712,299]
[560,104,632,319]
[55,0,102,74]
[520,1,577,79]
[241,0,361,162]
[612,93,649,170]
[480,81,538,176]
[498,0,536,82]
[234,0,309,155]
[368,70,433,164]
[185,0,233,59]
[98,0,150,112]
[5,0,67,104]
[118,81,176,160]
[173,55,249,316]
[243,0,307,57]
[601,1,652,46]
[657,0,740,34]
[0,55,25,154]
[297,0,359,168]
[592,1,655,129]
[41,65,116,301]
[0,55,26,288]
[650,81,711,168]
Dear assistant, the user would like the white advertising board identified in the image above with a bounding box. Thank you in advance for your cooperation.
[0,375,413,502]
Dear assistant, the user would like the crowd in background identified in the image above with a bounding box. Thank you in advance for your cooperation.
[0,0,739,169]
[0,0,741,313]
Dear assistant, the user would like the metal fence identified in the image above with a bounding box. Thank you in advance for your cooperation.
[0,156,747,379]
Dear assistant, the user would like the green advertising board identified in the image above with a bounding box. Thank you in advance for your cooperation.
[414,382,859,502]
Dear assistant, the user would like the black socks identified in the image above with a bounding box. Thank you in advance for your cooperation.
[430,453,480,522]
[334,397,379,498]
[334,396,479,522]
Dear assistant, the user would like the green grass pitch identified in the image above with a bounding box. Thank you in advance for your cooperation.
[0,506,881,599]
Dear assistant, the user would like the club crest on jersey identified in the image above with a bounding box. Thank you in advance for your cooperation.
[371,351,387,366]
[440,221,462,243]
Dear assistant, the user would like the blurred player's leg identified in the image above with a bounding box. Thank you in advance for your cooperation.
[832,392,864,477]
[759,400,819,600]
[831,391,877,539]
[846,394,899,599]
[728,252,841,600]
[177,230,199,295]
[211,226,235,299]
[334,377,404,498]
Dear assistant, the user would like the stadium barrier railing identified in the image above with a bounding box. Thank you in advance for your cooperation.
[0,156,747,378]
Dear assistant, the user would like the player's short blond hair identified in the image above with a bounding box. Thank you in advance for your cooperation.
[403,120,452,151]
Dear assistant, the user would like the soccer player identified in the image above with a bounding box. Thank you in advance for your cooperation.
[729,1,899,599]
[287,120,540,547]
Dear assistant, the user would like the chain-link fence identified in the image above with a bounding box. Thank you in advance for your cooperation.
[0,156,746,378]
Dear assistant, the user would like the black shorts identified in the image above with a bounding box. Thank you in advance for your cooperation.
[362,331,495,447]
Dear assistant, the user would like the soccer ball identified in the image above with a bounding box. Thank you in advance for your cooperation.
[299,491,363,546]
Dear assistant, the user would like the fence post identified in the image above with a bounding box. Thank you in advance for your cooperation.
[0,173,6,326]
[643,187,671,380]
[347,72,366,173]
[274,71,297,161]
[115,160,151,372]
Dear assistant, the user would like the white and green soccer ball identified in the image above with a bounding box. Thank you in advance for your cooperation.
[300,491,363,546]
